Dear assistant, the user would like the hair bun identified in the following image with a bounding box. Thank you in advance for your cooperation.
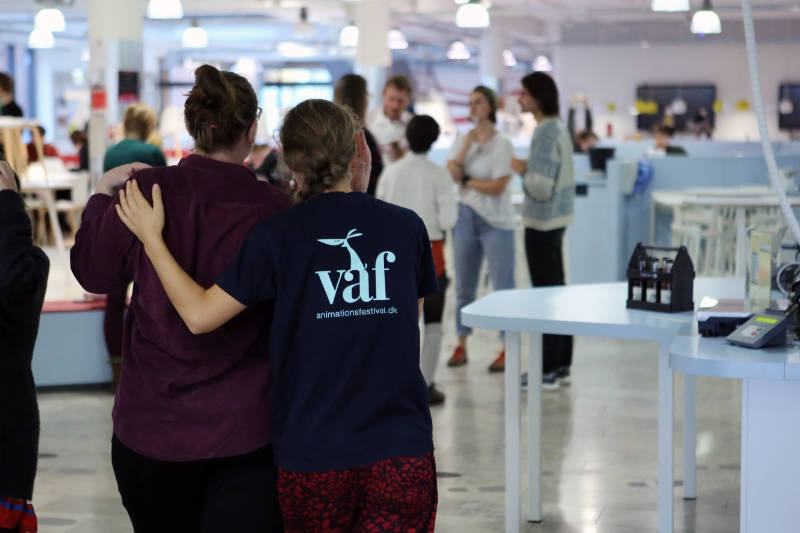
[193,64,236,113]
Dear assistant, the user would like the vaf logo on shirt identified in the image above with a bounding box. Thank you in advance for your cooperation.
[315,228,396,304]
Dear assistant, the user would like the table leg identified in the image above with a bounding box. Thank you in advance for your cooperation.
[683,373,696,500]
[658,341,674,533]
[734,207,747,279]
[527,333,542,522]
[741,379,751,533]
[39,189,66,258]
[650,197,656,244]
[505,330,522,533]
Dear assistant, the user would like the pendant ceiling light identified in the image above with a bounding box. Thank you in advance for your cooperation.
[446,41,471,60]
[651,0,689,12]
[28,27,55,49]
[293,7,314,37]
[691,0,721,34]
[34,8,66,32]
[388,29,408,50]
[182,20,208,48]
[339,24,359,47]
[532,55,552,72]
[671,97,688,115]
[147,0,183,19]
[503,49,517,67]
[456,0,490,28]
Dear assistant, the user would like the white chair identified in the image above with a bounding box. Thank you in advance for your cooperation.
[54,170,90,240]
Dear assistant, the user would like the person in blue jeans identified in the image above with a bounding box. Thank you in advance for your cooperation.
[446,86,515,372]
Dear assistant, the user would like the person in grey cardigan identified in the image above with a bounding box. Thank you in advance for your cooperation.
[511,72,575,390]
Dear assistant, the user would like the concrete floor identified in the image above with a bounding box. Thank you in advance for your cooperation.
[32,242,741,532]
[32,333,742,533]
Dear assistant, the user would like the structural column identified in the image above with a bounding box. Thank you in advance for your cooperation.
[354,0,390,107]
[479,25,505,94]
[87,0,144,186]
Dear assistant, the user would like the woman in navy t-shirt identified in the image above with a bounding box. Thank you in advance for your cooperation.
[115,99,439,532]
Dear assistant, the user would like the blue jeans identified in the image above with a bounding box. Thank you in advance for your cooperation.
[454,204,515,337]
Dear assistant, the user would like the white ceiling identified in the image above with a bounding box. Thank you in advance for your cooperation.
[1,0,800,59]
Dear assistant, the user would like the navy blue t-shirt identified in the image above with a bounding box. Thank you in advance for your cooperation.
[217,192,438,472]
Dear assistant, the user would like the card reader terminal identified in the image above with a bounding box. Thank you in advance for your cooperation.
[726,310,791,349]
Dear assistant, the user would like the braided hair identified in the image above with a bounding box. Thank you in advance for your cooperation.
[279,99,358,203]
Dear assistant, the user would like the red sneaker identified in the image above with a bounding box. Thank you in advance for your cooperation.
[447,346,468,367]
[488,351,505,373]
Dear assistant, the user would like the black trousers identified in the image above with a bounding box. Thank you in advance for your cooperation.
[111,435,282,533]
[423,274,449,325]
[524,227,574,374]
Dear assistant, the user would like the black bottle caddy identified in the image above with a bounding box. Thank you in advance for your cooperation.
[626,243,695,313]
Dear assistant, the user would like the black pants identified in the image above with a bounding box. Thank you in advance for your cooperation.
[524,227,573,374]
[423,274,449,325]
[112,435,282,533]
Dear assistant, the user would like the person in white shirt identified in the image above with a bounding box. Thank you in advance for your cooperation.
[367,75,414,164]
[446,86,515,373]
[377,115,456,406]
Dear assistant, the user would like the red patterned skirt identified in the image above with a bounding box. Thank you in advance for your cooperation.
[278,453,437,533]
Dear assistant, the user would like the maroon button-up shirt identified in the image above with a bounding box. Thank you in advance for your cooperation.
[71,154,291,461]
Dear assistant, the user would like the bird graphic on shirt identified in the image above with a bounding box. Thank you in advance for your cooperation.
[318,229,367,271]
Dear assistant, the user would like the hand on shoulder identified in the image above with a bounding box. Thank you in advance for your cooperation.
[0,161,19,193]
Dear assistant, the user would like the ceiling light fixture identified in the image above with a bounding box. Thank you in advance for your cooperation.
[28,27,54,49]
[34,8,66,32]
[339,23,359,47]
[503,49,517,67]
[671,97,688,115]
[182,19,208,48]
[456,0,490,28]
[277,42,315,58]
[147,0,183,19]
[691,0,721,34]
[293,7,314,37]
[651,0,689,12]
[388,29,408,50]
[233,58,257,76]
[532,55,552,72]
[446,40,471,60]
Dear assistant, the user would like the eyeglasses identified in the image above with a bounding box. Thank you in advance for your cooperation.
[255,107,263,122]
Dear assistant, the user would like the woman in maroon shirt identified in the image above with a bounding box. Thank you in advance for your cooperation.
[70,65,290,533]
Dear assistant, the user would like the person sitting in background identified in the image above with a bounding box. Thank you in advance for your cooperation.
[334,73,384,195]
[567,93,595,153]
[69,131,89,171]
[648,123,687,157]
[575,129,598,153]
[104,104,167,172]
[0,73,23,117]
[26,126,59,163]
[0,161,49,533]
[377,115,456,406]
[367,74,414,164]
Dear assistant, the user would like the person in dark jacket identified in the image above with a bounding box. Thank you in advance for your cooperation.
[0,161,49,533]
[333,73,384,195]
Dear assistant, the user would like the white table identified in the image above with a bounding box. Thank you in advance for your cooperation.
[460,277,743,533]
[670,335,800,533]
